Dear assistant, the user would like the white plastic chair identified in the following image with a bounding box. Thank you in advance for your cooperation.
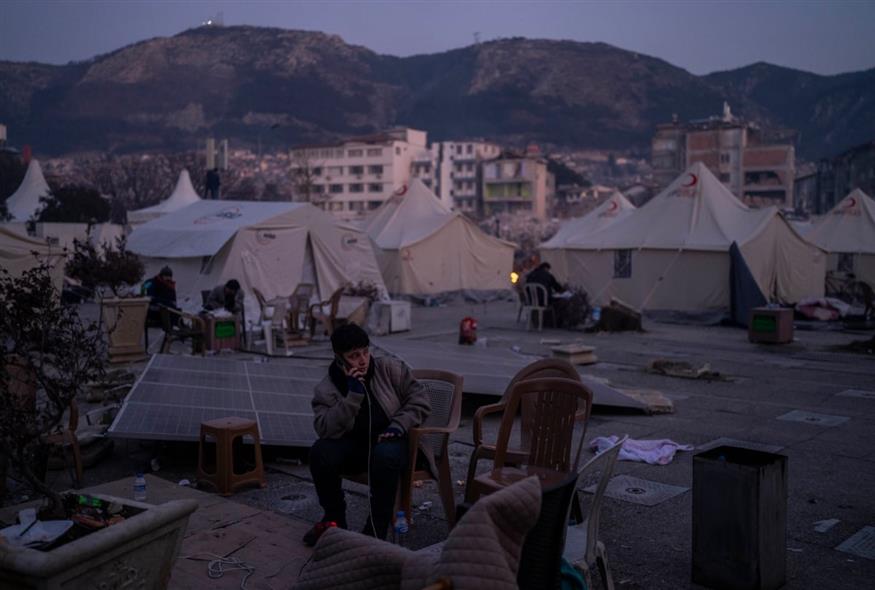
[523,283,549,331]
[563,435,627,590]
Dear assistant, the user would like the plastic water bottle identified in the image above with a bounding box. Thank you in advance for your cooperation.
[393,511,409,546]
[133,473,147,501]
[592,306,602,323]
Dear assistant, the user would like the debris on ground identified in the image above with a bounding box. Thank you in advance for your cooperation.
[590,435,694,465]
[590,298,643,332]
[647,359,729,381]
[613,387,675,414]
[551,343,598,365]
[814,518,840,533]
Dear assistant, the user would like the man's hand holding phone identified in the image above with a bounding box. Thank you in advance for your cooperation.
[377,427,403,443]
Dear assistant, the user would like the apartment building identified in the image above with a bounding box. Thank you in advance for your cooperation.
[411,140,501,212]
[289,128,427,220]
[794,141,875,215]
[651,104,795,208]
[481,149,555,220]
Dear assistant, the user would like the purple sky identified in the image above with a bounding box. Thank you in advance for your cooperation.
[2,1,874,75]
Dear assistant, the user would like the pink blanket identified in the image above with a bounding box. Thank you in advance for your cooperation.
[590,435,693,465]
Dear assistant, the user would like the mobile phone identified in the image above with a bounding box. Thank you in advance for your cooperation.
[335,354,350,370]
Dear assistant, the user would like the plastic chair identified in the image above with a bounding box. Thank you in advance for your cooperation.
[288,283,316,332]
[308,287,345,338]
[515,283,527,324]
[159,307,205,354]
[196,416,266,496]
[45,400,83,489]
[523,283,550,331]
[564,436,627,590]
[468,377,593,503]
[402,369,464,528]
[465,359,590,502]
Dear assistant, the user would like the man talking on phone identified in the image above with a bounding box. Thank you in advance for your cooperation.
[303,323,431,546]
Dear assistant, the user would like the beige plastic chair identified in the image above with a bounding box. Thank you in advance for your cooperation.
[563,435,627,590]
[523,283,550,331]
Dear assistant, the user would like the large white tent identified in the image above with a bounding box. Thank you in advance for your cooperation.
[127,169,201,226]
[540,190,636,279]
[540,162,826,312]
[803,189,875,286]
[6,159,51,222]
[127,200,387,321]
[364,179,515,296]
[0,225,66,291]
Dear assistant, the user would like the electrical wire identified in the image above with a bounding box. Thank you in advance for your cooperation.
[361,378,379,539]
[179,552,255,590]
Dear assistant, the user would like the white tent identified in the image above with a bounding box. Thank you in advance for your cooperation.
[0,225,66,291]
[803,189,875,286]
[6,159,51,222]
[127,169,201,226]
[364,179,515,295]
[127,200,387,321]
[540,191,636,279]
[540,162,826,311]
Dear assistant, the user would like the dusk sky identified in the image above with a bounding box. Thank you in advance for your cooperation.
[2,0,874,75]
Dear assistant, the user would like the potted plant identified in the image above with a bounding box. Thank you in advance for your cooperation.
[65,237,149,363]
[0,263,196,588]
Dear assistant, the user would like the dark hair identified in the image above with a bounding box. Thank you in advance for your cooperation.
[159,266,173,277]
[331,323,370,355]
[538,262,551,271]
[225,279,240,291]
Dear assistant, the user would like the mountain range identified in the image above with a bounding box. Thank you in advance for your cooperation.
[1,26,873,159]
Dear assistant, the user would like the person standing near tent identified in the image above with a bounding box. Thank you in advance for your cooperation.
[203,279,244,313]
[303,324,431,546]
[143,266,179,323]
[205,168,221,199]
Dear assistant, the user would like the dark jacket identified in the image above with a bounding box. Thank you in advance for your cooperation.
[526,266,563,305]
[204,284,244,313]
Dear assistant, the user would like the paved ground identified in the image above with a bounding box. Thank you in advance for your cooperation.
[4,299,875,588]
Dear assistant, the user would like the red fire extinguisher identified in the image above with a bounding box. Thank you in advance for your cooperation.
[458,317,478,345]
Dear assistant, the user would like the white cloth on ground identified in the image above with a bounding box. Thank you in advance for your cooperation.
[590,435,694,465]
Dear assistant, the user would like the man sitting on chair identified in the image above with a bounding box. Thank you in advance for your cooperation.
[204,279,244,313]
[303,324,431,546]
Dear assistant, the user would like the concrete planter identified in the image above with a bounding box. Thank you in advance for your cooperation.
[0,495,197,590]
[101,297,150,363]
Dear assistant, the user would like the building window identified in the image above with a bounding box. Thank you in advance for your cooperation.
[311,167,322,176]
[719,173,730,182]
[720,153,731,164]
[614,250,632,279]
[838,253,855,273]
[349,183,364,193]
[395,147,401,155]
[329,184,343,194]
[466,144,473,154]
[368,183,382,193]
[348,149,363,157]
[327,166,343,177]
[350,201,365,212]
[423,179,431,187]
[368,201,382,210]
[368,165,383,174]
[349,165,364,175]
[311,185,325,194]
[366,148,383,157]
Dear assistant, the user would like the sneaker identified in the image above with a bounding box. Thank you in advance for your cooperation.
[302,520,338,547]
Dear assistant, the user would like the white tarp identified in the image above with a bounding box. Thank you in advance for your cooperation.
[364,179,515,295]
[127,200,387,321]
[127,169,202,226]
[540,162,825,311]
[6,159,51,222]
[803,189,875,286]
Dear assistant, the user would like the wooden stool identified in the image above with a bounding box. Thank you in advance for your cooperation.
[197,417,266,496]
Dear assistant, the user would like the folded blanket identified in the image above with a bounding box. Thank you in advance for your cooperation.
[590,435,693,465]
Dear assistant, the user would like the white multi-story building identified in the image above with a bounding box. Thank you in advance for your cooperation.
[290,128,427,219]
[411,140,501,212]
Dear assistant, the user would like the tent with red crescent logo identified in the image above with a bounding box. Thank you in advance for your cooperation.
[363,179,515,295]
[127,199,386,321]
[803,189,875,287]
[541,162,826,312]
[128,169,202,226]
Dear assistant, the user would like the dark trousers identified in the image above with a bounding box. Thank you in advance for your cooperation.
[309,437,409,539]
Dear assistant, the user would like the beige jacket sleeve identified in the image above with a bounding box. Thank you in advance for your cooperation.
[311,377,365,439]
[387,361,431,434]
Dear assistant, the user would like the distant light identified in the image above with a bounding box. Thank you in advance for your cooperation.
[510,272,519,284]
[207,20,213,25]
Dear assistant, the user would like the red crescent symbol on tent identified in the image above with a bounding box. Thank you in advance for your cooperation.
[845,197,857,208]
[394,184,408,196]
[607,201,619,212]
[682,173,698,188]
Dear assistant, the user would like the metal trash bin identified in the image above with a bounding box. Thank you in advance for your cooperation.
[692,445,788,590]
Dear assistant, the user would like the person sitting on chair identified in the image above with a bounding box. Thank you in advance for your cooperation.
[204,279,244,313]
[143,266,179,324]
[303,323,431,547]
[525,262,565,306]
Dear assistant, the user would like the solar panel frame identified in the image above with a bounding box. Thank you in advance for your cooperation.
[108,354,324,447]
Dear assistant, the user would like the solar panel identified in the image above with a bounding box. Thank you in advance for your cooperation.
[108,354,325,446]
